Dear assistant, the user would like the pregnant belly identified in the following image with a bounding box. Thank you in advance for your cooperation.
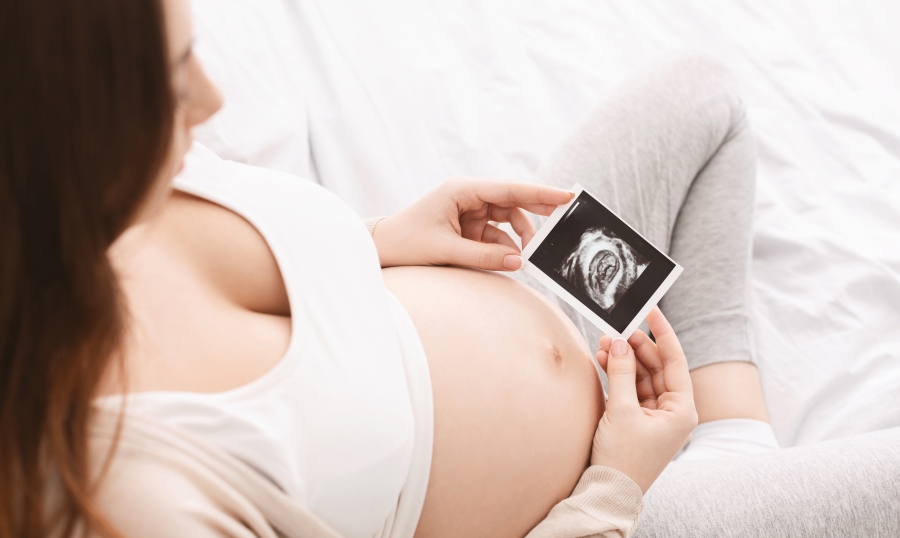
[382,266,603,538]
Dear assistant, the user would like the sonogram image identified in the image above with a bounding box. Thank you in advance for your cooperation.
[556,227,649,312]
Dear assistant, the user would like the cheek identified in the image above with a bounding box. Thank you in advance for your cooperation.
[165,109,192,171]
[174,109,191,147]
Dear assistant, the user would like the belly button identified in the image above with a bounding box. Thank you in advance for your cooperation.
[548,345,563,366]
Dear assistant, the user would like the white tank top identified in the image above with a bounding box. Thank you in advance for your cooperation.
[96,144,433,538]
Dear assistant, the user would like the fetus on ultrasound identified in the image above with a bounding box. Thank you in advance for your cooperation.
[556,227,649,312]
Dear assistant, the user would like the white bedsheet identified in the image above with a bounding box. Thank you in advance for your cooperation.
[191,0,900,447]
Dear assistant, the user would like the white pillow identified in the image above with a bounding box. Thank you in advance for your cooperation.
[191,0,313,180]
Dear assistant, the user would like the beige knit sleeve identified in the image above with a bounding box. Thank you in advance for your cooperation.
[525,466,644,538]
[90,454,274,538]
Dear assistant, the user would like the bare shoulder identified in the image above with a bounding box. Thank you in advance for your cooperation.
[157,191,290,316]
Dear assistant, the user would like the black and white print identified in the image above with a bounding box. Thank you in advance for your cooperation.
[556,227,649,313]
[521,184,682,338]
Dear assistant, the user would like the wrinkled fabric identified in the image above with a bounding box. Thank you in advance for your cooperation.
[191,0,900,448]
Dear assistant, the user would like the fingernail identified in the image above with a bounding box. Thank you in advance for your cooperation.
[503,255,523,271]
[611,338,628,356]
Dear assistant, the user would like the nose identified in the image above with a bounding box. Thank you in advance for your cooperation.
[187,58,223,128]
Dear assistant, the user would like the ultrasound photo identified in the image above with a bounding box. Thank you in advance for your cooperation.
[521,184,682,338]
[556,227,650,313]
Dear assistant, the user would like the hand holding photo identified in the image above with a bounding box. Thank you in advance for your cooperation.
[521,184,682,338]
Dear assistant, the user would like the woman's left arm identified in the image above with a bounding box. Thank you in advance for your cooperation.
[370,177,573,271]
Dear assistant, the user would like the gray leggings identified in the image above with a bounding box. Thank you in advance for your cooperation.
[526,54,900,537]
[529,53,755,369]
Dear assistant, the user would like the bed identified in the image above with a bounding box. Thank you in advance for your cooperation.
[189,0,900,448]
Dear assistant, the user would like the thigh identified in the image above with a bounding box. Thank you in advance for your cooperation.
[527,53,757,367]
[533,53,748,251]
[382,266,603,538]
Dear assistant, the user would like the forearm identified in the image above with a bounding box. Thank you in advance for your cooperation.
[365,214,417,268]
[527,466,644,538]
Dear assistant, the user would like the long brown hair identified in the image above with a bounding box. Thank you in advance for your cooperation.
[0,0,175,535]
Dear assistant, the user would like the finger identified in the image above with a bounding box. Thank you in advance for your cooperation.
[513,202,564,216]
[458,179,573,212]
[605,338,639,410]
[449,237,520,271]
[480,223,520,252]
[599,334,613,353]
[489,206,537,248]
[645,307,692,394]
[596,347,608,373]
[459,215,519,251]
[628,329,666,397]
[463,200,560,217]
[634,358,657,405]
[596,334,613,372]
[458,213,486,242]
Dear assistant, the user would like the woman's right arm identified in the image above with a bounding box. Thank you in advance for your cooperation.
[527,308,698,538]
[91,455,262,538]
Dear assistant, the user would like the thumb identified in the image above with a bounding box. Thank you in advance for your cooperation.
[605,338,639,410]
[452,238,522,271]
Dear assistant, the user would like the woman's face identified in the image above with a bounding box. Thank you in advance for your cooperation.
[141,0,222,220]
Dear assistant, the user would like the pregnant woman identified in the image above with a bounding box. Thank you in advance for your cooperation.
[7,0,850,537]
